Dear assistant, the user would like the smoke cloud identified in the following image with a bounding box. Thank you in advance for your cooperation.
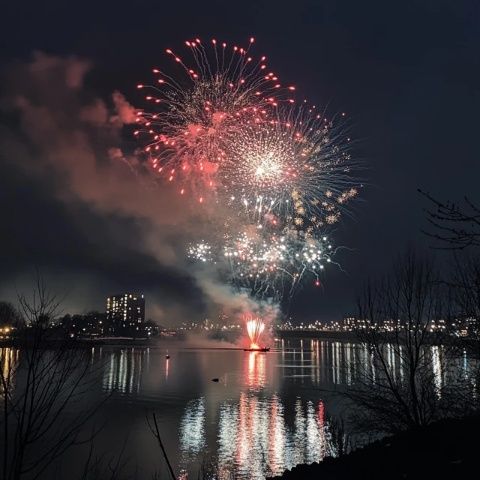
[0,51,274,325]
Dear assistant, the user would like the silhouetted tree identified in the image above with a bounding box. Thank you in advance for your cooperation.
[0,302,24,328]
[444,255,480,409]
[450,255,480,345]
[0,276,103,480]
[421,190,480,409]
[347,250,458,434]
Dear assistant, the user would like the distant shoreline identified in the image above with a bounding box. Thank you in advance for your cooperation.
[0,336,158,348]
[275,330,358,341]
[0,329,461,348]
[274,329,458,346]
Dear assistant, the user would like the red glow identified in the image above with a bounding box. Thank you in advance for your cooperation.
[246,317,265,349]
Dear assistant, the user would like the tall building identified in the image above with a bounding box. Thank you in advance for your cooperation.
[106,293,145,334]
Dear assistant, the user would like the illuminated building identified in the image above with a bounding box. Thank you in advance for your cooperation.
[106,293,145,334]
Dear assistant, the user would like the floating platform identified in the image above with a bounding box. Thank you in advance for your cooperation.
[243,347,270,352]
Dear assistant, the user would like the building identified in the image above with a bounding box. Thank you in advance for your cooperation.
[106,293,145,334]
[343,317,356,331]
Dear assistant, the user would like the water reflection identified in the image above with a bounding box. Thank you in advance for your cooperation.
[431,346,443,395]
[180,397,206,460]
[279,339,371,386]
[102,347,149,394]
[177,350,329,479]
[68,340,480,479]
[278,339,465,389]
[175,340,474,478]
[214,393,327,479]
[0,348,19,400]
[4,336,478,480]
[246,351,266,390]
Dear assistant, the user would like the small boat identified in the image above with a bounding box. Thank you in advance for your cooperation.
[243,347,270,352]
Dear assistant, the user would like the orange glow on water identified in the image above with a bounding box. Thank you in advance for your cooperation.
[246,351,266,390]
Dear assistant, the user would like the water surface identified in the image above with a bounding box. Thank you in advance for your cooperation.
[91,338,356,478]
[3,338,465,478]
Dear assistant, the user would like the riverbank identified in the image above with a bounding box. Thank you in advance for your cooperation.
[269,415,479,479]
[275,330,358,341]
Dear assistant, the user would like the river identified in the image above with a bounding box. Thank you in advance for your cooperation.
[1,337,468,479]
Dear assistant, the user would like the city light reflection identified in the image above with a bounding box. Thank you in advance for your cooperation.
[213,392,328,479]
[176,350,330,479]
[0,348,19,401]
[102,348,148,394]
[180,397,206,461]
[92,340,478,479]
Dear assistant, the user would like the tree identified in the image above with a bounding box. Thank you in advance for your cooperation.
[347,250,457,434]
[0,276,103,480]
[444,255,480,408]
[420,190,480,409]
[0,302,24,329]
[450,255,480,345]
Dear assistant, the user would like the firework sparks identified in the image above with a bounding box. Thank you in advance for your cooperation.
[136,37,295,200]
[246,317,265,349]
[223,228,336,300]
[188,241,213,262]
[220,108,359,230]
[136,37,362,306]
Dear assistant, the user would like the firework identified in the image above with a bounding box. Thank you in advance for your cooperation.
[187,241,213,262]
[136,37,359,227]
[246,317,265,349]
[136,37,295,200]
[220,107,359,230]
[136,37,361,306]
[224,228,336,300]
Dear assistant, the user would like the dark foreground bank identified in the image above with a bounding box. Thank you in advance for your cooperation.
[269,415,479,480]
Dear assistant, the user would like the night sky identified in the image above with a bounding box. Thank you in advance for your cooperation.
[1,0,479,324]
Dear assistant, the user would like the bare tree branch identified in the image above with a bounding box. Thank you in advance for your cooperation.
[346,250,460,434]
[419,189,480,249]
[0,273,107,480]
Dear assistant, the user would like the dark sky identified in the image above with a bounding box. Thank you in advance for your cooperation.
[1,0,479,324]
